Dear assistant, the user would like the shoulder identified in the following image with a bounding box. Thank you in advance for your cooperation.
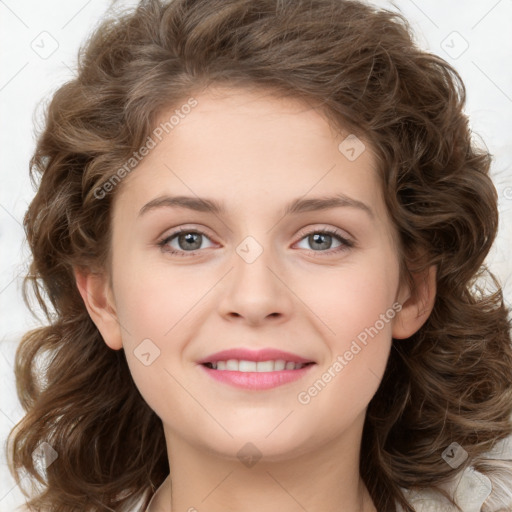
[400,466,492,512]
[399,435,512,512]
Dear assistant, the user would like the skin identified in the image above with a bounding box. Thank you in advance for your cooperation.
[76,86,436,512]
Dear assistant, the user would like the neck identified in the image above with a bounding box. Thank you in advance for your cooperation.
[150,414,376,512]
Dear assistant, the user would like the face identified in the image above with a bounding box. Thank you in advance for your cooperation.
[97,87,410,462]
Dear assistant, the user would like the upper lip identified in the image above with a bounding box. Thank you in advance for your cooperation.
[197,348,316,364]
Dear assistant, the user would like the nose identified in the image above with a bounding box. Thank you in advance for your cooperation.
[217,239,294,326]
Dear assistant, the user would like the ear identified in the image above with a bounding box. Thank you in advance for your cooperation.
[392,264,437,339]
[74,267,123,350]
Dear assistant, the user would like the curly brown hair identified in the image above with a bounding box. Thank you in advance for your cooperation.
[7,0,512,511]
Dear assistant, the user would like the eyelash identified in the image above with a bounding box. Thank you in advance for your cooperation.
[157,226,354,257]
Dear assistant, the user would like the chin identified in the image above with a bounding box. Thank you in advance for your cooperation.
[205,429,315,463]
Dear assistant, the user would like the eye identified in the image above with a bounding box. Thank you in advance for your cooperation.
[294,227,354,255]
[157,226,354,257]
[157,227,215,256]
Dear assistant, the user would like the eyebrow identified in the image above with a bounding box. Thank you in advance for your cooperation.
[138,193,374,219]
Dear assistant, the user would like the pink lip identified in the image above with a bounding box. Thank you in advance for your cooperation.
[199,363,316,390]
[197,348,315,365]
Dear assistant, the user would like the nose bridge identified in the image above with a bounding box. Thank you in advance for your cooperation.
[233,232,281,294]
[217,231,293,323]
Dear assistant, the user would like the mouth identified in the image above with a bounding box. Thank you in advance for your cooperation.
[202,360,315,372]
[199,359,316,390]
[197,348,317,389]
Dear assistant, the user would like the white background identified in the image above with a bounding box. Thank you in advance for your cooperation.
[1,0,511,509]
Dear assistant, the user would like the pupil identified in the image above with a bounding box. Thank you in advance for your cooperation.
[180,232,201,250]
[310,233,331,250]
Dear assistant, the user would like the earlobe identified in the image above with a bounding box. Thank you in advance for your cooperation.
[74,267,123,350]
[392,265,437,340]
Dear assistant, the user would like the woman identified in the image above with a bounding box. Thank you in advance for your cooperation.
[8,0,512,510]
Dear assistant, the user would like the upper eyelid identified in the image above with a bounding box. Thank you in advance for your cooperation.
[158,224,214,239]
[295,225,353,241]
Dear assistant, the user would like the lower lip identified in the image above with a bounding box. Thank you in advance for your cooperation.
[199,363,316,390]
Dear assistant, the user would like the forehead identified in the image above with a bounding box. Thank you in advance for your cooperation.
[155,86,347,153]
[113,86,385,220]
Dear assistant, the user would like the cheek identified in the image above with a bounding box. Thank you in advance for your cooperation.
[297,251,398,399]
[300,253,399,339]
[300,282,396,416]
[112,254,197,342]
[110,256,205,408]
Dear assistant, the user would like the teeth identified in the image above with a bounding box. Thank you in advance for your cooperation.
[226,359,239,371]
[270,359,286,371]
[208,359,309,372]
[257,360,275,372]
[238,360,257,372]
